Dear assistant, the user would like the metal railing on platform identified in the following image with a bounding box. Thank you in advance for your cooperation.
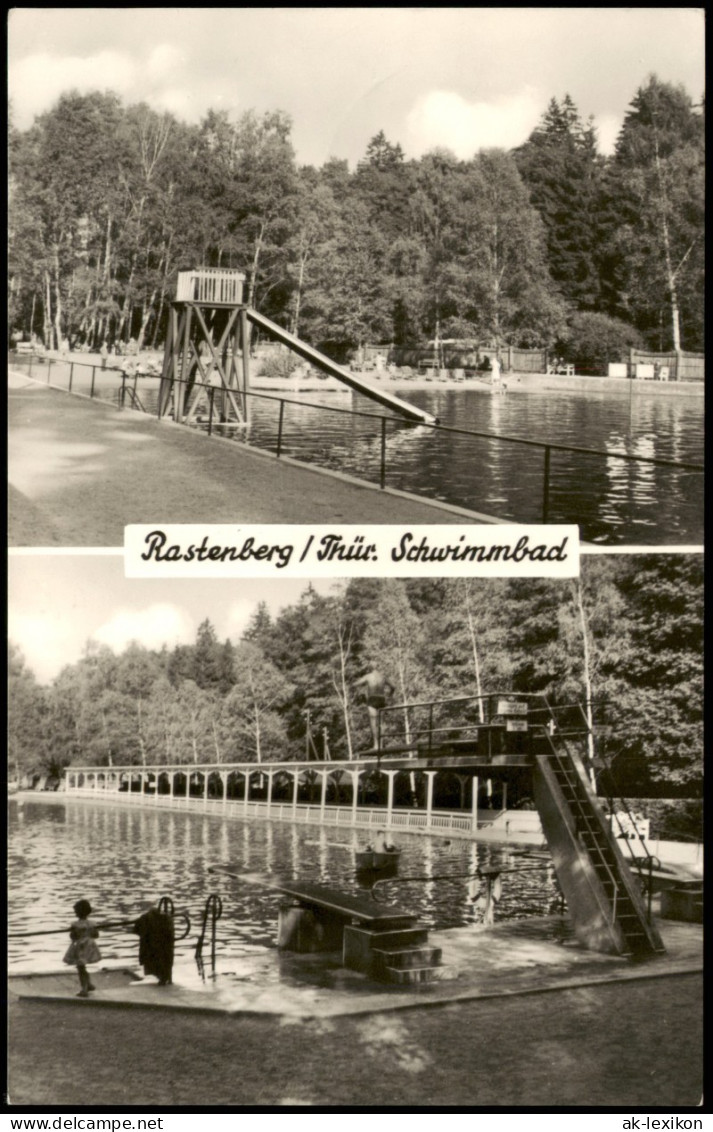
[9,353,703,538]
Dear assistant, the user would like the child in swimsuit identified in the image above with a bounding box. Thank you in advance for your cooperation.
[63,899,101,997]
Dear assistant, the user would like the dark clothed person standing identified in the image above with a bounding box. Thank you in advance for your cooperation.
[133,905,174,985]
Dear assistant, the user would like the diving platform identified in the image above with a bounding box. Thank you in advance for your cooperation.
[373,691,665,958]
[64,690,669,959]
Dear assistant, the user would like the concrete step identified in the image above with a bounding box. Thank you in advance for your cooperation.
[359,927,430,949]
[384,964,458,986]
[372,945,442,972]
[343,923,431,977]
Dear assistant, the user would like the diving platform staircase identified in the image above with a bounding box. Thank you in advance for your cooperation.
[375,692,666,959]
[533,734,665,957]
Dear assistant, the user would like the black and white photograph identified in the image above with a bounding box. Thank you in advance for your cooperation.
[6,5,704,1117]
[7,560,704,1107]
[8,8,703,546]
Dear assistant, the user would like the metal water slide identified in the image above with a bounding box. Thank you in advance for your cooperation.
[246,308,437,425]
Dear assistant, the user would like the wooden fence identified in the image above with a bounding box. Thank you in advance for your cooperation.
[629,349,704,382]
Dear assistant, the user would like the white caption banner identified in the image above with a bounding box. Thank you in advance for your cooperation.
[125,525,579,578]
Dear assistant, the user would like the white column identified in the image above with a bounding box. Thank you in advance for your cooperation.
[502,781,508,812]
[221,772,228,805]
[266,770,273,816]
[471,775,479,832]
[292,770,300,815]
[425,771,436,828]
[351,770,360,826]
[169,772,174,799]
[320,770,328,821]
[243,771,250,815]
[386,771,396,827]
[203,771,209,804]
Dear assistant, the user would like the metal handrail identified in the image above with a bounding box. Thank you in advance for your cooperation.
[8,904,192,942]
[545,738,622,927]
[571,696,661,880]
[10,354,703,533]
[533,704,626,927]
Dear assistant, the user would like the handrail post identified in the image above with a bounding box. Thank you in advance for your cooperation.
[90,366,96,399]
[380,417,387,488]
[133,372,138,406]
[47,358,52,385]
[120,372,126,409]
[542,445,551,522]
[69,362,74,392]
[208,386,215,436]
[276,400,285,457]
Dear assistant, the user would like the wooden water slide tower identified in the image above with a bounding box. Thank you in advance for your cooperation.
[159,266,437,426]
[158,268,251,426]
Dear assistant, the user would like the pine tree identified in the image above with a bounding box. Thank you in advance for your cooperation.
[515,94,604,310]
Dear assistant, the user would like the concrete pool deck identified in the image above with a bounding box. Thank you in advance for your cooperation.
[9,914,701,1020]
[9,372,504,546]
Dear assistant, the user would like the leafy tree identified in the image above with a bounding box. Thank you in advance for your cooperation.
[428,579,514,706]
[600,77,704,350]
[144,675,183,764]
[503,578,571,694]
[198,108,299,313]
[300,198,393,354]
[450,151,569,346]
[9,559,702,804]
[171,679,213,763]
[286,169,342,338]
[559,310,644,374]
[8,644,48,780]
[114,642,166,763]
[554,561,629,786]
[360,580,429,746]
[606,556,703,794]
[224,641,294,762]
[407,149,463,344]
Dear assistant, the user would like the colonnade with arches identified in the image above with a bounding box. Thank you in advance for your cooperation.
[64,761,509,835]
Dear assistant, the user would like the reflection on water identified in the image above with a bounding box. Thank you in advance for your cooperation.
[60,375,703,542]
[8,800,558,971]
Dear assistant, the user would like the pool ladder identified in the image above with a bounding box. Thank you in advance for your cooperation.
[195,894,223,979]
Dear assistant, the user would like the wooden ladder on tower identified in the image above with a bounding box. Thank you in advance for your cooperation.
[533,722,665,958]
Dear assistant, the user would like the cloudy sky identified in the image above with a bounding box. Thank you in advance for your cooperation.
[8,8,704,164]
[9,554,338,683]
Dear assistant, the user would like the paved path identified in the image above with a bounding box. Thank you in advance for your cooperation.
[9,917,701,1019]
[9,377,501,546]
